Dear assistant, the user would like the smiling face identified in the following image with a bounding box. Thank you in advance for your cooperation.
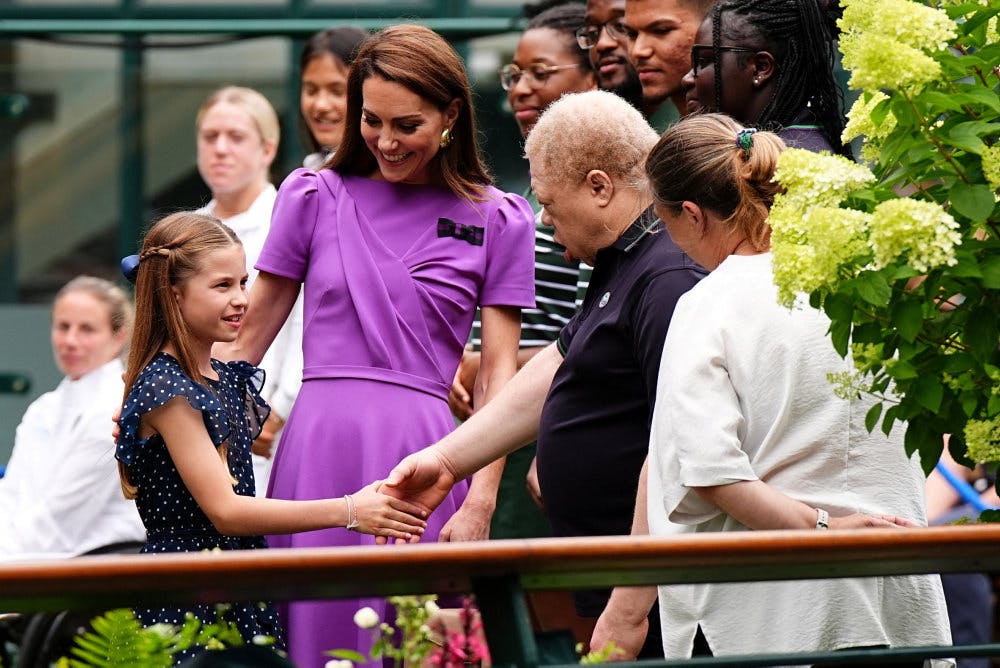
[51,291,126,380]
[624,0,703,109]
[508,27,595,138]
[196,101,275,199]
[584,0,636,94]
[172,244,249,350]
[359,75,460,185]
[300,53,351,152]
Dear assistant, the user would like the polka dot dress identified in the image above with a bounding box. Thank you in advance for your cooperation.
[116,352,285,662]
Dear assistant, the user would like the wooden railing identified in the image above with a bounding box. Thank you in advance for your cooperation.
[4,525,1000,666]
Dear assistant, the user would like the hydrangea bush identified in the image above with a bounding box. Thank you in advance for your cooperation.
[770,0,999,480]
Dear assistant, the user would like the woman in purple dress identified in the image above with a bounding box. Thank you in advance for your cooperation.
[220,24,536,668]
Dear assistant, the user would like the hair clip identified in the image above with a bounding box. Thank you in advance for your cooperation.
[120,254,140,284]
[736,128,757,157]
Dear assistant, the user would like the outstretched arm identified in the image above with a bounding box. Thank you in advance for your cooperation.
[150,397,427,540]
[215,271,299,365]
[438,305,521,542]
[381,342,563,539]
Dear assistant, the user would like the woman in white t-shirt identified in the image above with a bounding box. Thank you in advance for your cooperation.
[0,276,144,560]
[195,86,303,496]
[597,113,953,665]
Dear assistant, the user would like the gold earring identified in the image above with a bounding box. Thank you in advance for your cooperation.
[440,127,452,149]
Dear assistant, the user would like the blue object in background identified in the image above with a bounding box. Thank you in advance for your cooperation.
[935,461,996,512]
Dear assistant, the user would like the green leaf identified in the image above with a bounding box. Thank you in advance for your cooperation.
[855,271,892,307]
[956,87,1000,113]
[865,402,883,433]
[891,300,923,342]
[989,393,1000,417]
[327,649,369,663]
[961,391,979,417]
[920,90,966,112]
[830,318,851,358]
[823,291,854,323]
[978,509,1000,523]
[890,360,920,379]
[948,251,982,278]
[981,255,1000,289]
[912,375,945,412]
[963,306,999,361]
[949,182,996,222]
[904,419,944,474]
[948,123,987,154]
[882,405,900,436]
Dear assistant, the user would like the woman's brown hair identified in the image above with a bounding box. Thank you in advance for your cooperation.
[327,24,493,202]
[646,113,785,252]
[118,211,241,497]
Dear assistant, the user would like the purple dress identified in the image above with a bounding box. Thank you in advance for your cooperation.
[255,168,535,668]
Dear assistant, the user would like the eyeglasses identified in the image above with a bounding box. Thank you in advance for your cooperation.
[690,44,758,76]
[500,63,581,91]
[574,19,628,49]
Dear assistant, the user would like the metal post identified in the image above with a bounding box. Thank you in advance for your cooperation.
[119,34,144,258]
[472,574,540,668]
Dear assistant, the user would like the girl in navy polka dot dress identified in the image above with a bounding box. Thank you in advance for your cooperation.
[115,212,428,664]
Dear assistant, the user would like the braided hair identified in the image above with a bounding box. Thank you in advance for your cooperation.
[709,0,849,157]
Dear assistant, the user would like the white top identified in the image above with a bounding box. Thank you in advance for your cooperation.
[648,253,952,662]
[200,184,304,493]
[0,358,145,561]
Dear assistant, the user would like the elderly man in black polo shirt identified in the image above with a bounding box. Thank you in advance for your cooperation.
[382,90,704,658]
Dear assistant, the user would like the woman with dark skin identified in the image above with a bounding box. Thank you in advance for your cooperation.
[680,0,850,156]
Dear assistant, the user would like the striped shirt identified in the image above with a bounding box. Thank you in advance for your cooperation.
[470,188,586,349]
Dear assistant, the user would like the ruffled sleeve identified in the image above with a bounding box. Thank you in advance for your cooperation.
[115,354,230,468]
[224,360,270,442]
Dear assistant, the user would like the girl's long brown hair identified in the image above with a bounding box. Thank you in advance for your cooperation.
[119,212,241,498]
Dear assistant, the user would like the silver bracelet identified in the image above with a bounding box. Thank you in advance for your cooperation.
[815,507,830,530]
[344,494,360,531]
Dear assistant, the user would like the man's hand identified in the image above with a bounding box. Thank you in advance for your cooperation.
[590,586,656,661]
[377,448,460,544]
[438,498,493,542]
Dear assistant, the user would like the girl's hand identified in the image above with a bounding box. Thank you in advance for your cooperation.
[349,480,429,541]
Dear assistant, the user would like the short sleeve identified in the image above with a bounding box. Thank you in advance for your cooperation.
[651,288,758,525]
[479,192,536,308]
[115,356,230,467]
[224,360,271,442]
[255,168,322,282]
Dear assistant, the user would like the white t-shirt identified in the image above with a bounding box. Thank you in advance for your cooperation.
[200,184,303,494]
[649,253,952,662]
[0,358,145,560]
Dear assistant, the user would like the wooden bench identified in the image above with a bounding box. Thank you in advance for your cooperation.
[3,525,1000,666]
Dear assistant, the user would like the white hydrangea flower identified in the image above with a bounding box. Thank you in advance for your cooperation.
[869,198,961,272]
[353,606,380,629]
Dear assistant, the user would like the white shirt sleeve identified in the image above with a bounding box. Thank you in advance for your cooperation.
[651,285,758,526]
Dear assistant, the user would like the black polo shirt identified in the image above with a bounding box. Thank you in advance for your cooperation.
[535,208,705,615]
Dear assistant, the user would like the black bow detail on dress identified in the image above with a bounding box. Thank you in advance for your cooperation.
[437,218,484,246]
